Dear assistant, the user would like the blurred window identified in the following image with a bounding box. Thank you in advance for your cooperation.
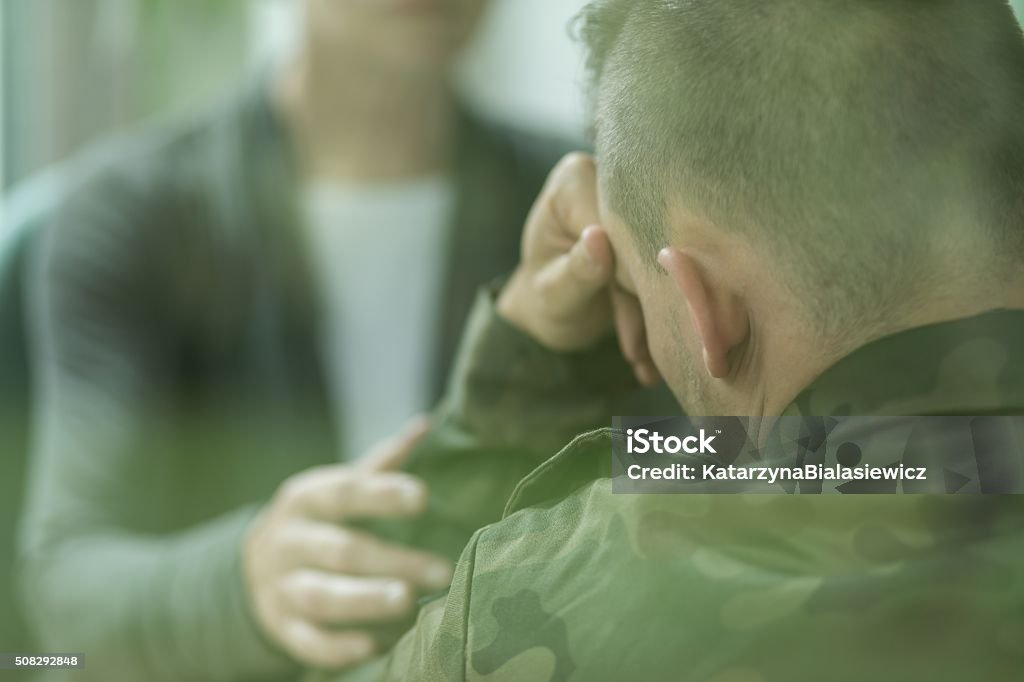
[1,0,249,194]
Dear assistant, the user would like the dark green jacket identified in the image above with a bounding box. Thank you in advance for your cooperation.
[16,82,579,682]
[325,289,1024,682]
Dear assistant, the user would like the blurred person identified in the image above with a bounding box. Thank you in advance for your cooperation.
[290,0,1024,679]
[15,1,681,680]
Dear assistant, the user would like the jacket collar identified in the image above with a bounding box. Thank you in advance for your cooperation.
[506,308,1024,514]
[786,308,1024,417]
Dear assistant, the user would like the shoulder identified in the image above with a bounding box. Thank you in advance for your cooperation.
[471,430,622,576]
[37,83,277,280]
[49,87,261,236]
[28,84,283,341]
[459,467,703,681]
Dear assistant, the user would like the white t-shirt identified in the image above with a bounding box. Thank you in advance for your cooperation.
[302,175,456,460]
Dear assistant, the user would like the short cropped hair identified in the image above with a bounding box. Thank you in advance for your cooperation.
[578,0,1024,335]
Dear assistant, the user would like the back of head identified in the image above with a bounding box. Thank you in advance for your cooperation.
[580,0,1024,338]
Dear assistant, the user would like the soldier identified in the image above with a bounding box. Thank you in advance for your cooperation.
[314,0,1024,680]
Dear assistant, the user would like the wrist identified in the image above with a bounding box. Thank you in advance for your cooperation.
[495,269,540,344]
[443,284,639,454]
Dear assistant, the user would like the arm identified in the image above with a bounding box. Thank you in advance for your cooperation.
[18,179,293,681]
[360,153,659,563]
[20,174,459,679]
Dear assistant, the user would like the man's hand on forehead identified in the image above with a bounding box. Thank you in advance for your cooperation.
[498,152,660,386]
[612,285,660,386]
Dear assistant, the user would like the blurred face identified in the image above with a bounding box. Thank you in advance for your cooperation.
[600,195,721,415]
[305,0,488,74]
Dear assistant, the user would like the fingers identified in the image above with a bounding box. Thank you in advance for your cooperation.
[278,619,376,670]
[499,151,621,351]
[357,415,431,473]
[612,287,662,386]
[546,153,601,242]
[284,417,431,521]
[249,418,448,671]
[279,468,427,522]
[534,225,615,315]
[291,522,454,591]
[280,570,415,625]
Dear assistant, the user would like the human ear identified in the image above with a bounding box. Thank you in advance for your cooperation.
[657,247,749,379]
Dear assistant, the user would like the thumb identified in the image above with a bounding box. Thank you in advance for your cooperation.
[535,225,615,314]
[357,415,432,473]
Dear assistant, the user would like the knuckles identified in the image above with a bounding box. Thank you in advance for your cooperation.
[295,583,328,620]
[327,532,358,571]
[387,582,415,614]
[554,152,596,182]
[329,473,360,502]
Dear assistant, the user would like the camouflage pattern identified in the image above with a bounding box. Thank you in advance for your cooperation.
[319,291,1024,682]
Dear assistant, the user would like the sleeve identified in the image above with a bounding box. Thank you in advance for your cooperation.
[359,284,641,562]
[17,175,295,682]
[431,283,641,454]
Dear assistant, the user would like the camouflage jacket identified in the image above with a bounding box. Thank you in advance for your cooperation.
[321,289,1024,682]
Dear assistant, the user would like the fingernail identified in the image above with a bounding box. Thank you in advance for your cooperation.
[424,562,454,590]
[386,581,412,609]
[400,480,426,510]
[579,235,602,273]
